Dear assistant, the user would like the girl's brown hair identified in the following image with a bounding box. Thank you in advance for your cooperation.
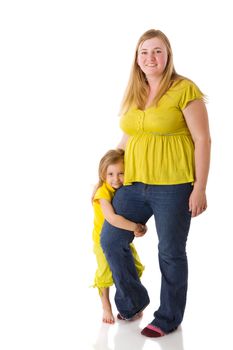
[93,149,125,197]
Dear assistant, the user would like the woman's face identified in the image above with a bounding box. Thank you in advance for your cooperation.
[137,37,168,79]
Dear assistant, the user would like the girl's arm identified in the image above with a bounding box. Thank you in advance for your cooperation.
[183,99,211,217]
[99,198,146,234]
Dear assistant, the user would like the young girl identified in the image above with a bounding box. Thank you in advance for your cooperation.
[92,149,146,324]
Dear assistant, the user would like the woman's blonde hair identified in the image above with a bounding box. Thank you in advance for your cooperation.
[120,29,184,114]
[93,149,125,197]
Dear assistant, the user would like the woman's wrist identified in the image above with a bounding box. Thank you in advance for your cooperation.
[193,182,206,192]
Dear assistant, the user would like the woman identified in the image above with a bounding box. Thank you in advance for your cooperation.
[100,29,211,337]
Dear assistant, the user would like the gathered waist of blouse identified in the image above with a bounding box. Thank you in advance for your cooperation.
[131,129,192,137]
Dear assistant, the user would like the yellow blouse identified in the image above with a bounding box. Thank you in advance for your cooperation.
[120,79,204,185]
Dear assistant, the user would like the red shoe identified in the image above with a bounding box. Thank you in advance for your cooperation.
[141,324,166,337]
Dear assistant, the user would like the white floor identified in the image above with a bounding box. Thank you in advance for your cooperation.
[85,299,231,350]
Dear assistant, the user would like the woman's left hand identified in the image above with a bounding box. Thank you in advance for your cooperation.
[189,187,207,217]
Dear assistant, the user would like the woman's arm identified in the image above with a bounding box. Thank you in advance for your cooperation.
[99,198,146,234]
[183,99,211,217]
[117,133,129,150]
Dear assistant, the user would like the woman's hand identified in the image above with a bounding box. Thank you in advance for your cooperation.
[134,224,147,237]
[189,187,207,217]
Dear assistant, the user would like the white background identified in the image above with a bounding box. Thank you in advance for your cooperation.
[0,0,232,349]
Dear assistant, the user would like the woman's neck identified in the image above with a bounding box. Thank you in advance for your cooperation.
[146,75,161,92]
[145,76,161,108]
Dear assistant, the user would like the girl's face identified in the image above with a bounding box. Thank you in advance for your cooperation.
[105,162,124,189]
[137,37,168,78]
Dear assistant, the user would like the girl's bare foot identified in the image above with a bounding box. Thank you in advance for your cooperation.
[100,287,115,324]
[102,308,115,324]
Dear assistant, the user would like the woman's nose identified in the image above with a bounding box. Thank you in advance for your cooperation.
[148,51,155,60]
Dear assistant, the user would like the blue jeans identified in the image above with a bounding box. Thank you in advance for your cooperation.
[101,182,192,333]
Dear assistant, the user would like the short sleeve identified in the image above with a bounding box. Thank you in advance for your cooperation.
[93,183,114,202]
[178,80,204,110]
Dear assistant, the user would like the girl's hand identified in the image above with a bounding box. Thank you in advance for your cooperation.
[189,187,207,217]
[134,224,147,237]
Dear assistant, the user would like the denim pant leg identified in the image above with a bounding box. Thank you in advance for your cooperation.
[148,183,192,333]
[100,184,152,319]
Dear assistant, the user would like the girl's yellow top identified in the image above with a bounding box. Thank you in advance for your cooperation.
[120,79,204,185]
[92,182,115,244]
